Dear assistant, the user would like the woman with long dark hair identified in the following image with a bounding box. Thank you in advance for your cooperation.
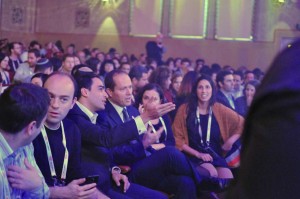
[173,75,244,179]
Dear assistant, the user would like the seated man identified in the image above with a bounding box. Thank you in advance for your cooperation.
[102,70,204,199]
[67,69,168,199]
[0,83,50,198]
[216,70,237,111]
[33,72,104,198]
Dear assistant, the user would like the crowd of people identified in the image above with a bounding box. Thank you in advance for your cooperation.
[0,37,269,199]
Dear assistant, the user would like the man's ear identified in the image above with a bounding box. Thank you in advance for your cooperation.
[81,88,88,98]
[218,81,223,88]
[106,88,113,98]
[71,97,77,109]
[25,121,37,136]
[132,78,137,86]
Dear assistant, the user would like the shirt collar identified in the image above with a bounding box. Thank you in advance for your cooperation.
[0,132,14,159]
[108,100,125,117]
[221,90,233,99]
[76,101,98,124]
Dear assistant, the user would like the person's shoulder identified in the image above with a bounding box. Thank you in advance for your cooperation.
[213,102,231,112]
[126,105,139,114]
[235,96,246,104]
[62,118,80,134]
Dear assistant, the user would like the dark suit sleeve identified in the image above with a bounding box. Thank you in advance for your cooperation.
[162,115,175,146]
[103,106,146,165]
[67,108,139,148]
[110,140,146,165]
[65,120,84,183]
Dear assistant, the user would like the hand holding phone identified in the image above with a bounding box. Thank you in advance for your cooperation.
[81,175,99,186]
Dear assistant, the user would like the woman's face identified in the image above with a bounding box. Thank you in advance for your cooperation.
[245,84,256,98]
[1,56,9,70]
[97,53,105,62]
[172,76,182,92]
[197,79,212,103]
[31,77,43,87]
[113,59,120,68]
[142,89,161,106]
[74,57,81,65]
[104,63,114,73]
[164,76,171,90]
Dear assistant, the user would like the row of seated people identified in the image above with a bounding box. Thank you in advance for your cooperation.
[0,47,261,122]
[0,66,243,199]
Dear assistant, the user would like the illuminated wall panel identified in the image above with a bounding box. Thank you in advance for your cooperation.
[215,0,254,41]
[169,0,208,39]
[129,0,163,36]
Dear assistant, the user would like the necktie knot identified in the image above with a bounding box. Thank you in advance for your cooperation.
[122,108,130,122]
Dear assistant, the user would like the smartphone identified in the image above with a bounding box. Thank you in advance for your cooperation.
[82,175,99,185]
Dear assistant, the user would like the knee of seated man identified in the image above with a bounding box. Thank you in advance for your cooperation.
[161,146,184,158]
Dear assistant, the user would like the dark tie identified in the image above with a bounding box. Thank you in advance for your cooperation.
[122,108,130,122]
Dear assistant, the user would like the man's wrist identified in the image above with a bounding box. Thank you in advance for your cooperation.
[140,113,150,124]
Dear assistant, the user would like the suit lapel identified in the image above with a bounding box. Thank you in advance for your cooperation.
[106,101,124,125]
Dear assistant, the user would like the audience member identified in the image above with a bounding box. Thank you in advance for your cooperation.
[235,80,260,117]
[176,71,199,109]
[173,75,243,188]
[0,83,50,198]
[135,83,175,151]
[148,67,172,102]
[14,49,41,83]
[216,70,237,111]
[232,71,244,99]
[67,71,167,198]
[103,70,204,199]
[8,42,22,73]
[180,58,193,76]
[129,66,149,98]
[33,72,106,198]
[76,50,87,64]
[119,62,131,74]
[99,60,115,80]
[31,73,48,87]
[0,52,11,85]
[244,70,255,84]
[60,55,75,74]
[35,58,54,74]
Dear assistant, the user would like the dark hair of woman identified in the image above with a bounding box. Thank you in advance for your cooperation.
[177,71,199,97]
[186,74,217,119]
[148,66,171,90]
[134,83,166,109]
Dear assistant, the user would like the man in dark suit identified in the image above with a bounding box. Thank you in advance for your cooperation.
[216,70,238,112]
[103,70,205,199]
[67,70,168,199]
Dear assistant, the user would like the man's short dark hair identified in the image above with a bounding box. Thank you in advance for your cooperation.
[216,70,233,88]
[44,72,78,99]
[129,66,148,80]
[105,69,127,91]
[0,83,50,134]
[8,42,20,53]
[28,48,41,58]
[29,40,41,49]
[63,54,74,62]
[73,73,100,99]
[233,70,244,80]
[181,58,191,65]
[34,58,53,73]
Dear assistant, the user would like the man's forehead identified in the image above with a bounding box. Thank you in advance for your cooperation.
[45,75,75,91]
[92,77,104,86]
[225,74,233,79]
